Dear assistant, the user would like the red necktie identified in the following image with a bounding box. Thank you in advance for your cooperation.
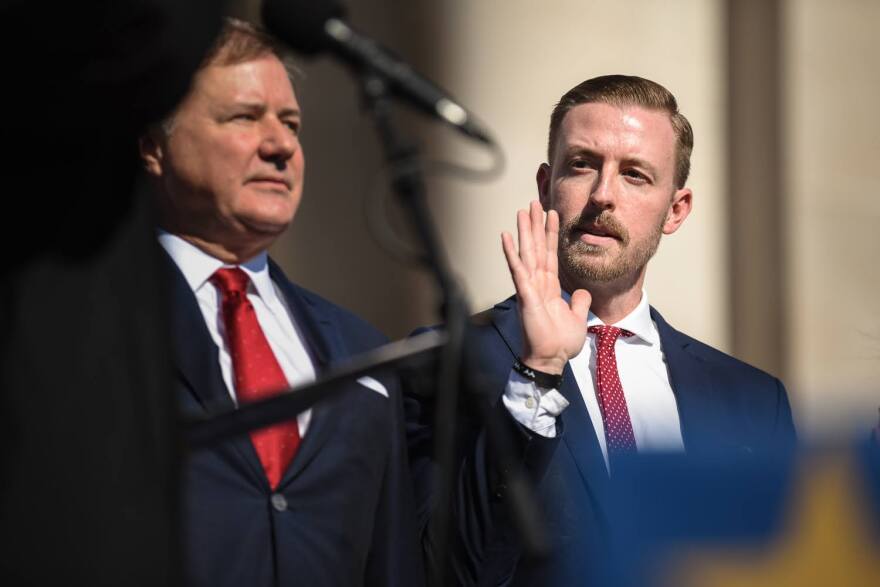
[588,325,637,458]
[211,267,300,489]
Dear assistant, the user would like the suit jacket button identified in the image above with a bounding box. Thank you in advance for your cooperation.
[271,493,288,512]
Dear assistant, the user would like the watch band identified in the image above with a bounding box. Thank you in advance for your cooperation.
[512,357,564,389]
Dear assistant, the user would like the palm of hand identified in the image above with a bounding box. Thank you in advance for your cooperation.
[502,202,591,374]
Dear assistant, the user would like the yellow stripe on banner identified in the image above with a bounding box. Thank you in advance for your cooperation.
[660,452,880,587]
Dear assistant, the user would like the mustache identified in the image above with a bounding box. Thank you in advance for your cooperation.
[561,209,629,244]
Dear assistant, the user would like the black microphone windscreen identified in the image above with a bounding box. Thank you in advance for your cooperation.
[262,0,345,55]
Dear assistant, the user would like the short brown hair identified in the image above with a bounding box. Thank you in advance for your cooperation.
[160,18,297,135]
[200,17,296,77]
[547,75,694,188]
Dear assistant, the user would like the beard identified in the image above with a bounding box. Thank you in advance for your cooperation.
[558,207,666,285]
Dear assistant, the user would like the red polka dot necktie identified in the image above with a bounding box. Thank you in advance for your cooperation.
[211,267,300,489]
[588,325,637,460]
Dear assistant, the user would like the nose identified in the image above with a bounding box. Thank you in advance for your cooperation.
[588,164,618,210]
[259,117,297,163]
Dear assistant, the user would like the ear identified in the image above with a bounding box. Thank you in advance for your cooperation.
[662,187,693,235]
[138,131,166,177]
[536,163,552,211]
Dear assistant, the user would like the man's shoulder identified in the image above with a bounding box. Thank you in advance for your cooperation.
[466,295,522,364]
[652,307,797,447]
[651,307,781,385]
[290,280,371,325]
[470,297,779,380]
[473,294,518,326]
[269,261,388,347]
[414,295,518,337]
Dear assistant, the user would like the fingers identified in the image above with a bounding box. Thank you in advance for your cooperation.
[516,208,536,273]
[502,232,536,305]
[501,231,522,277]
[546,209,559,277]
[570,288,592,323]
[502,231,540,307]
[505,202,555,305]
[530,201,546,272]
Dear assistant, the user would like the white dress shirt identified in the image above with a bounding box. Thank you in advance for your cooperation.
[502,373,570,438]
[158,232,317,435]
[503,291,684,469]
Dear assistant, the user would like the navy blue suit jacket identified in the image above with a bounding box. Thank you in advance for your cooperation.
[165,254,424,587]
[407,295,796,586]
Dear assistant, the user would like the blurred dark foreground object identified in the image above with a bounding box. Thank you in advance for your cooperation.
[0,1,222,585]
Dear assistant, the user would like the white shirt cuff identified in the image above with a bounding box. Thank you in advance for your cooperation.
[502,370,569,438]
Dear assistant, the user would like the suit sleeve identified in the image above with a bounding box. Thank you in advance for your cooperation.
[364,376,427,587]
[405,345,561,586]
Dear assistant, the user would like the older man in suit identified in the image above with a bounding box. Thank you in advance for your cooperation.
[139,19,423,587]
[407,75,796,585]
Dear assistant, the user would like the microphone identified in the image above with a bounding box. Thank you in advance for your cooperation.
[261,0,492,144]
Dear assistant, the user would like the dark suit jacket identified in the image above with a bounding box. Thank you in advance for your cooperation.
[407,295,796,586]
[165,254,424,587]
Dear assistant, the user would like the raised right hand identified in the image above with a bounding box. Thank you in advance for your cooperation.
[501,200,591,375]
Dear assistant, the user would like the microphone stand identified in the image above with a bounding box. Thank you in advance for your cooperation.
[359,70,548,585]
[360,70,469,587]
[186,330,446,448]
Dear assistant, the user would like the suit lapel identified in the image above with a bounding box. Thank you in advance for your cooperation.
[269,261,342,488]
[161,251,266,485]
[491,297,611,518]
[163,251,234,415]
[651,307,725,453]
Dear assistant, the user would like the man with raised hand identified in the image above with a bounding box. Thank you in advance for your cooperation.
[411,75,796,585]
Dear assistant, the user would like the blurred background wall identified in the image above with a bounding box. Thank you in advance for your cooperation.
[233,0,879,441]
[784,0,880,438]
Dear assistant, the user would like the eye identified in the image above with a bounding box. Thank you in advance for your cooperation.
[230,112,257,122]
[283,119,301,135]
[622,168,649,184]
[570,158,593,171]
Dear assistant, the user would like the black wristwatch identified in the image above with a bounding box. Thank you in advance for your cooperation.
[512,357,564,389]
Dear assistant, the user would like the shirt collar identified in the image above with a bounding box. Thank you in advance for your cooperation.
[157,231,276,303]
[585,289,659,346]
